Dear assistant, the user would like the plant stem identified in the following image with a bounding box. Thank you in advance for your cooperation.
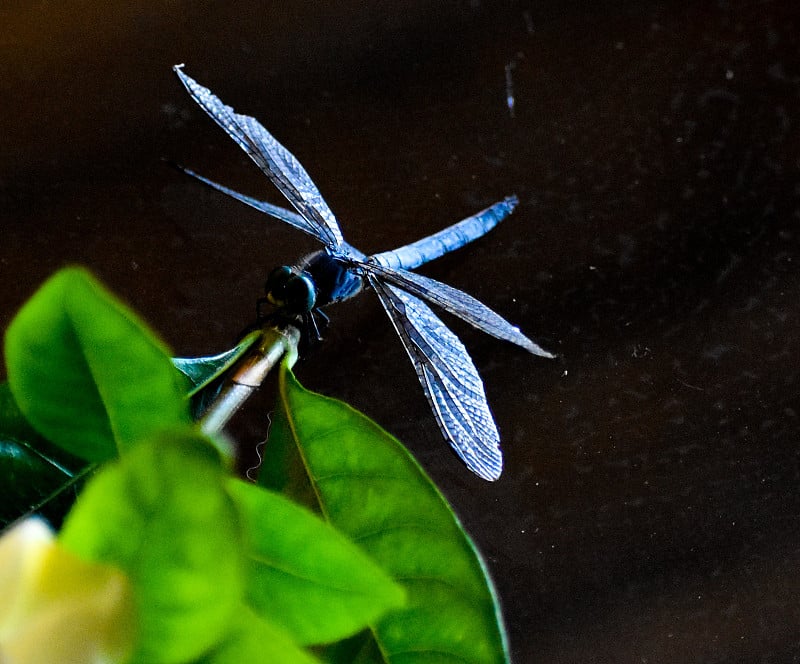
[200,325,300,434]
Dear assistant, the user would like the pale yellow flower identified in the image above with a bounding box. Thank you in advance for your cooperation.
[0,518,135,664]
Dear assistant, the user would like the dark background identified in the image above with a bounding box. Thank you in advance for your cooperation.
[3,1,799,661]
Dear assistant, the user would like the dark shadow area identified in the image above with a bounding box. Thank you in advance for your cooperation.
[2,1,799,661]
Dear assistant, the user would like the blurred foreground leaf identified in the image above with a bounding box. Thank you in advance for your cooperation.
[198,607,322,664]
[4,268,190,462]
[59,431,242,663]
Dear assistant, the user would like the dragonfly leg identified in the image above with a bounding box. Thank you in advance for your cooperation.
[313,308,331,335]
[305,311,323,343]
[256,296,272,322]
[294,308,330,356]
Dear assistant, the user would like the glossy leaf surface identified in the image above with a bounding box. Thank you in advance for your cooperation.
[0,382,89,530]
[172,329,261,397]
[4,268,190,462]
[59,431,243,664]
[260,365,510,664]
[228,478,404,646]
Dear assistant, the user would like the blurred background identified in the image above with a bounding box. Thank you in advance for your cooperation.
[2,1,799,661]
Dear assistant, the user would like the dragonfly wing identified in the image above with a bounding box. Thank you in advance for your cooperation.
[174,65,346,251]
[370,196,518,271]
[363,262,554,358]
[178,166,325,243]
[367,275,503,481]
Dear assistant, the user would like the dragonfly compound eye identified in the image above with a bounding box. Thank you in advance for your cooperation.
[265,266,316,313]
[285,273,316,313]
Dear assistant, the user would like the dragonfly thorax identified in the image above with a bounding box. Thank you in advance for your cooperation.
[297,250,363,308]
[265,251,363,315]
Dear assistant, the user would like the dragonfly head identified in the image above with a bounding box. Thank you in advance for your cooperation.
[265,265,316,314]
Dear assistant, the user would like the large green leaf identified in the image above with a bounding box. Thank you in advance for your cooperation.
[199,607,322,664]
[0,382,90,530]
[4,268,190,462]
[260,365,510,664]
[59,431,243,664]
[227,478,404,646]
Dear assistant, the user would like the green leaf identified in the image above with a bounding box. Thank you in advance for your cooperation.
[0,382,90,530]
[227,478,404,645]
[199,606,322,664]
[4,268,191,462]
[59,430,243,664]
[259,365,510,664]
[173,331,261,420]
[173,330,261,397]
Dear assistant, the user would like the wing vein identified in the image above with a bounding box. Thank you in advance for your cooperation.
[174,65,346,251]
[367,275,502,480]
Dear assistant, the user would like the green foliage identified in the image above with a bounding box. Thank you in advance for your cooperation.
[172,330,262,419]
[4,268,190,462]
[228,478,404,645]
[0,382,89,527]
[60,433,243,663]
[0,267,509,663]
[261,366,511,664]
[198,607,322,664]
[173,330,261,397]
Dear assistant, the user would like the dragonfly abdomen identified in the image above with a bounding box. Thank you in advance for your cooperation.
[370,195,519,271]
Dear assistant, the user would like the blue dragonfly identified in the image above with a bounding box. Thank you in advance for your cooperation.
[174,65,553,481]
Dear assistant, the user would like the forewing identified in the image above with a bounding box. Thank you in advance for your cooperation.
[367,275,503,481]
[364,262,554,358]
[174,65,345,250]
[178,166,325,243]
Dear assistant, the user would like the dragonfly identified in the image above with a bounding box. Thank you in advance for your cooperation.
[173,65,553,481]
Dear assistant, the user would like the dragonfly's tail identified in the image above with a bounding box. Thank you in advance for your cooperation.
[370,196,519,271]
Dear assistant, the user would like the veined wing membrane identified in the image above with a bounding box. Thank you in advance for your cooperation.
[174,65,345,250]
[178,166,325,243]
[367,275,502,481]
[364,262,554,358]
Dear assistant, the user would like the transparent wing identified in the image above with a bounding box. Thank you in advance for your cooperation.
[361,262,554,358]
[370,196,518,270]
[176,165,325,244]
[174,65,345,251]
[367,275,503,481]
